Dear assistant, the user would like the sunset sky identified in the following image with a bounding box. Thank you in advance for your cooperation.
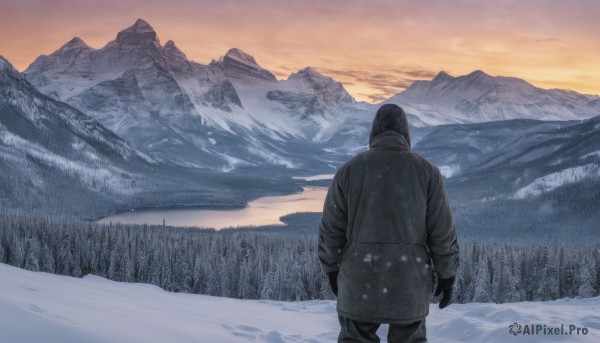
[0,0,599,102]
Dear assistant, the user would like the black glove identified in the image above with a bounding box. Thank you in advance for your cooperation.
[434,276,455,309]
[327,271,338,297]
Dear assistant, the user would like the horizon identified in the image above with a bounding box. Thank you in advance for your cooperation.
[1,0,599,102]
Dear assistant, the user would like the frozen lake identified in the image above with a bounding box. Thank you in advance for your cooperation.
[95,186,328,229]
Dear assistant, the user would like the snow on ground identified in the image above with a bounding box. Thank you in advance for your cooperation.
[1,263,598,343]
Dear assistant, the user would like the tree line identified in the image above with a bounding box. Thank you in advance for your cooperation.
[0,214,598,303]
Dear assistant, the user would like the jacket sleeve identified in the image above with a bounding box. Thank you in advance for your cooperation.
[426,166,459,279]
[318,171,348,274]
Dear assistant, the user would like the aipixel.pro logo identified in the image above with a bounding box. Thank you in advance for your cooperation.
[508,322,589,336]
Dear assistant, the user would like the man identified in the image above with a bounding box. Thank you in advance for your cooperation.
[318,104,459,342]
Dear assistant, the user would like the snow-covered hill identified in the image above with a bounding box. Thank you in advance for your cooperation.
[386,70,600,125]
[1,263,598,342]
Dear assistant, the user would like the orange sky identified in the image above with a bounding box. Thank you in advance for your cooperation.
[0,0,599,102]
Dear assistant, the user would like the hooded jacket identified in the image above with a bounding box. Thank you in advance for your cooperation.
[318,104,459,323]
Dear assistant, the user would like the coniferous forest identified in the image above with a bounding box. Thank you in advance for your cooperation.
[1,214,598,304]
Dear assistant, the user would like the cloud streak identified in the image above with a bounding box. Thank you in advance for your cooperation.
[314,67,437,102]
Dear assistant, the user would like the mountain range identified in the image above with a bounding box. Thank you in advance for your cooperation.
[23,19,367,170]
[0,54,299,218]
[22,19,599,170]
[1,18,599,232]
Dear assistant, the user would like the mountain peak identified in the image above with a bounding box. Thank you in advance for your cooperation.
[164,40,176,49]
[223,48,260,68]
[288,66,355,106]
[432,70,454,83]
[0,55,14,72]
[289,67,330,81]
[59,36,91,51]
[67,36,86,45]
[163,40,187,60]
[115,19,160,46]
[299,66,321,76]
[132,19,154,32]
[466,70,491,78]
[216,48,276,82]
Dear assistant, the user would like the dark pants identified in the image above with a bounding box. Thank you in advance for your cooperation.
[338,315,427,343]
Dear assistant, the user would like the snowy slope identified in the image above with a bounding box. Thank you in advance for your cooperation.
[1,263,599,343]
[0,55,156,204]
[0,56,151,164]
[514,164,600,199]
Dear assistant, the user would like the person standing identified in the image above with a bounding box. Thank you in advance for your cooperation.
[318,104,459,342]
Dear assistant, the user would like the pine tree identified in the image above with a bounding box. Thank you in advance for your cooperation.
[578,256,596,298]
[57,232,74,275]
[205,260,220,296]
[190,254,202,293]
[472,257,491,303]
[260,269,276,299]
[23,237,40,272]
[40,243,55,273]
[290,262,308,301]
[123,252,135,283]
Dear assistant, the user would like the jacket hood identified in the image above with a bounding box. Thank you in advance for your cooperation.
[369,104,411,148]
[369,130,411,151]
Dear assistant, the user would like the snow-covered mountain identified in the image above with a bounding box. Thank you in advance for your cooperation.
[414,114,600,196]
[2,54,306,219]
[0,55,155,172]
[209,48,277,82]
[24,19,368,170]
[408,115,600,239]
[386,70,600,125]
[18,18,600,172]
[464,115,600,198]
[0,55,160,216]
[2,263,598,343]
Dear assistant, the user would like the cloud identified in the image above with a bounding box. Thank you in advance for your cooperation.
[400,70,438,79]
[360,93,389,103]
[517,37,561,44]
[533,38,559,42]
[314,67,436,101]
